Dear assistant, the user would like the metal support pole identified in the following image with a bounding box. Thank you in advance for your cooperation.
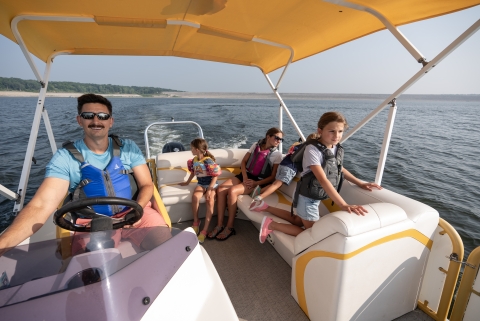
[262,72,306,143]
[11,15,94,82]
[0,185,19,201]
[13,57,53,213]
[342,19,480,144]
[279,103,283,151]
[42,107,57,155]
[40,52,71,156]
[375,99,397,185]
[252,38,295,90]
[325,0,427,64]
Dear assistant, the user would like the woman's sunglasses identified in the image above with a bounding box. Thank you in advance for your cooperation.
[273,135,284,142]
[79,112,112,121]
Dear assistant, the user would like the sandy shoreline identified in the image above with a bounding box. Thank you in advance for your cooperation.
[0,91,279,99]
[0,91,478,101]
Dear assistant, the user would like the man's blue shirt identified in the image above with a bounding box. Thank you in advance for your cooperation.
[46,137,146,193]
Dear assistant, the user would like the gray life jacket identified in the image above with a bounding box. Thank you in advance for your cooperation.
[292,142,344,209]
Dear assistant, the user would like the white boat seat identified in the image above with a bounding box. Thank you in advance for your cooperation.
[156,148,248,223]
[237,176,438,321]
[155,147,439,320]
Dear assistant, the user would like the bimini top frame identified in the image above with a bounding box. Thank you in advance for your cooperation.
[1,4,479,215]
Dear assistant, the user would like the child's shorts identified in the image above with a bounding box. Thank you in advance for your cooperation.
[295,194,320,221]
[275,165,297,185]
[198,183,219,190]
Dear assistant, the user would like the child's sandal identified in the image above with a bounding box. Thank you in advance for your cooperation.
[192,220,201,235]
[216,227,236,241]
[207,226,224,239]
[198,230,208,244]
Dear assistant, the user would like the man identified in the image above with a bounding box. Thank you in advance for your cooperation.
[0,94,168,255]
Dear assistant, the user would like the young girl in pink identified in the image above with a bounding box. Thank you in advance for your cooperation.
[180,138,221,243]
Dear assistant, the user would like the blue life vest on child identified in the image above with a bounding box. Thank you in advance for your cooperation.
[246,139,277,179]
[63,135,134,216]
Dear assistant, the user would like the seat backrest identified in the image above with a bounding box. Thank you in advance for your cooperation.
[156,148,248,186]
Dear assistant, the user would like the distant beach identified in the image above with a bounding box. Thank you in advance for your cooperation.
[0,91,479,102]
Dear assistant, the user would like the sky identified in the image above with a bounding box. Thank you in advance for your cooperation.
[0,6,479,94]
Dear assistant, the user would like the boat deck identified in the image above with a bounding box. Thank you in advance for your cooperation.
[174,217,434,321]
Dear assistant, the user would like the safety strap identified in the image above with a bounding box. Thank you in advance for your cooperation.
[62,134,123,163]
[62,141,85,163]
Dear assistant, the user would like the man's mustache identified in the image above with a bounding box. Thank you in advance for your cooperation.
[88,124,105,128]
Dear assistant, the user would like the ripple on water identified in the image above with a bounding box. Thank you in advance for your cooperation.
[0,97,479,256]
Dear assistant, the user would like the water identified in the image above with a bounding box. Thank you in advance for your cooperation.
[0,96,479,257]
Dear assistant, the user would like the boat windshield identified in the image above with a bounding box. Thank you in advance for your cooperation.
[0,226,179,309]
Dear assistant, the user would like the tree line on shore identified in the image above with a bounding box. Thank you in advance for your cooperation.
[0,77,181,95]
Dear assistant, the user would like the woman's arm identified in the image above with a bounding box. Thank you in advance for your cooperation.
[254,163,279,187]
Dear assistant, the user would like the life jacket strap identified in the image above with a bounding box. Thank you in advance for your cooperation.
[63,135,123,163]
[62,141,85,163]
[79,178,91,188]
[109,134,122,157]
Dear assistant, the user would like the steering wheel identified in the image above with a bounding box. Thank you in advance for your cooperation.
[54,197,143,232]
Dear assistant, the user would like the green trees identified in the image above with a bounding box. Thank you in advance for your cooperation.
[0,77,181,95]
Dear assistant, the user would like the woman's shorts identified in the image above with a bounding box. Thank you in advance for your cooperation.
[295,194,320,221]
[198,183,219,190]
[235,172,270,188]
[275,165,297,185]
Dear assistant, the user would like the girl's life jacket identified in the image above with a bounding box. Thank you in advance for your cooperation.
[292,140,344,209]
[187,156,221,185]
[245,139,277,179]
[63,135,137,216]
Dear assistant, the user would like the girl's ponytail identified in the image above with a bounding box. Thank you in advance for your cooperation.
[205,150,216,162]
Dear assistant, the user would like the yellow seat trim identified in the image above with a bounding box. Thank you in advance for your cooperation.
[153,185,172,228]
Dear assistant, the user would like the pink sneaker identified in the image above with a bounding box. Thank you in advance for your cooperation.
[259,216,273,243]
[249,200,261,210]
[250,200,269,212]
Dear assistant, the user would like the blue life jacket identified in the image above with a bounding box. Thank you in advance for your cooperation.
[63,135,134,216]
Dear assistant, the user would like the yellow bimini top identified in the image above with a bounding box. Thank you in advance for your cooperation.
[0,0,478,73]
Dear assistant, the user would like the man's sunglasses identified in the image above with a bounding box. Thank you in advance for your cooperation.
[79,112,112,121]
[273,135,284,142]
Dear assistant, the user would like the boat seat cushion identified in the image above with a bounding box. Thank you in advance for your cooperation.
[294,203,409,255]
[157,148,248,205]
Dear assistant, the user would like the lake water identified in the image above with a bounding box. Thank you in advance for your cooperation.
[0,95,479,256]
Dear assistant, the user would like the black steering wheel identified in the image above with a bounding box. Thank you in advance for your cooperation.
[54,197,143,232]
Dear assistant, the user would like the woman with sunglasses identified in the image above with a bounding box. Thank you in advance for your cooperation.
[215,128,284,240]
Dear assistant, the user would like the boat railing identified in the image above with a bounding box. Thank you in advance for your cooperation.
[143,120,204,160]
[144,120,204,187]
[0,184,19,202]
[417,218,464,321]
[450,246,480,321]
